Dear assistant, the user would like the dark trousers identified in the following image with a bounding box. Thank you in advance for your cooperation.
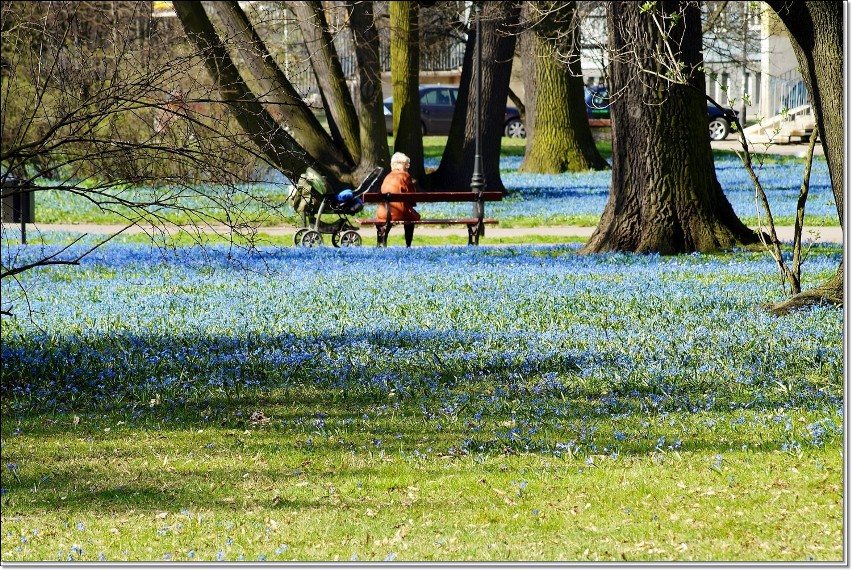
[404,223,414,247]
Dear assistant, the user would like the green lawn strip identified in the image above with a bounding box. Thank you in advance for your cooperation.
[1,406,841,562]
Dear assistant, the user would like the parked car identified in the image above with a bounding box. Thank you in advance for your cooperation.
[585,85,610,120]
[384,85,525,138]
[584,86,739,140]
[706,104,740,141]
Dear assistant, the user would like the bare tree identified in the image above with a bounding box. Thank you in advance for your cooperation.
[1,1,295,309]
[430,1,521,192]
[761,0,843,314]
[174,1,390,189]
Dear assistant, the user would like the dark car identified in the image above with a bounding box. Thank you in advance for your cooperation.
[706,104,740,141]
[585,86,739,140]
[585,85,610,120]
[384,85,525,138]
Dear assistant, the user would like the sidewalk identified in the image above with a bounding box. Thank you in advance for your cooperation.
[710,137,824,157]
[13,223,843,244]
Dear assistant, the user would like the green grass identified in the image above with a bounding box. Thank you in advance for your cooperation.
[1,134,841,563]
[1,403,841,562]
[420,135,600,161]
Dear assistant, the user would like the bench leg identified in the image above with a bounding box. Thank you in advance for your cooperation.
[467,223,481,246]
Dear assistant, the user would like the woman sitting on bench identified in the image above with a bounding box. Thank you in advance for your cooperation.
[377,152,421,247]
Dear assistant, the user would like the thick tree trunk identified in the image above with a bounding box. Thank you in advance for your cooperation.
[389,1,426,184]
[764,1,843,313]
[175,1,388,189]
[518,1,608,173]
[580,0,757,254]
[429,1,520,192]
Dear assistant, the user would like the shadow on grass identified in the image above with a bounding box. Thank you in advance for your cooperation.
[2,425,790,517]
[3,326,838,423]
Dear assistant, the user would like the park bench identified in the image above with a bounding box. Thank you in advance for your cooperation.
[359,190,503,246]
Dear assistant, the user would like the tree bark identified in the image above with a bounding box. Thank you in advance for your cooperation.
[205,1,350,176]
[765,260,843,315]
[348,1,391,180]
[429,1,520,192]
[389,1,426,183]
[580,0,757,254]
[172,1,308,177]
[763,1,843,312]
[518,1,608,173]
[175,1,388,189]
[290,1,362,165]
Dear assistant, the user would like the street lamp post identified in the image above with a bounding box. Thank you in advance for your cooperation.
[470,2,484,225]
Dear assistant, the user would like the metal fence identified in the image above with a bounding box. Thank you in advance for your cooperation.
[288,31,465,102]
[767,68,810,115]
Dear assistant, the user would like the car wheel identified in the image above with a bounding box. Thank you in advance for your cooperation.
[504,118,526,138]
[708,117,730,141]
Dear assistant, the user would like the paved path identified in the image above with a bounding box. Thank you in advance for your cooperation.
[711,137,824,157]
[13,223,843,244]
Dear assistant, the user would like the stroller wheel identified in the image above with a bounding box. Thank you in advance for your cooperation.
[337,230,362,247]
[293,228,308,246]
[300,229,323,247]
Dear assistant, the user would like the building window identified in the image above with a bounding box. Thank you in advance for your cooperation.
[755,72,761,105]
[744,72,751,103]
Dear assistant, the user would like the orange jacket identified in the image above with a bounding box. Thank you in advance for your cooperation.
[376,170,421,222]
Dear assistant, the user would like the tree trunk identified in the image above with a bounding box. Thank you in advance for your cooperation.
[518,1,608,173]
[766,261,843,315]
[389,1,426,184]
[348,1,391,180]
[175,1,388,189]
[764,1,843,312]
[429,1,520,192]
[580,0,757,254]
[204,1,350,177]
[290,1,361,165]
[172,1,307,177]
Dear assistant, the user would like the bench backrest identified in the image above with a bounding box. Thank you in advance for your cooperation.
[362,191,503,204]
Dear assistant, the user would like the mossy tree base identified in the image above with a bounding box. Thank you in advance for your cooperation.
[765,264,844,315]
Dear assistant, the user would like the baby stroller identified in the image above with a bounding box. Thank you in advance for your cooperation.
[288,166,384,247]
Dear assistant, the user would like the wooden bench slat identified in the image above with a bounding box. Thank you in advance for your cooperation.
[361,191,503,204]
[357,218,498,226]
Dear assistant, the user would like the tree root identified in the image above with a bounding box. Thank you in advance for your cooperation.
[763,267,843,316]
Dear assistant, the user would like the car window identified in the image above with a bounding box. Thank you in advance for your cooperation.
[421,89,453,106]
[591,90,609,108]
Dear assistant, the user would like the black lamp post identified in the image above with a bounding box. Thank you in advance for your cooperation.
[470,1,484,221]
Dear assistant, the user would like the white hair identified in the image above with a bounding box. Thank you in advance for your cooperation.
[390,152,411,169]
